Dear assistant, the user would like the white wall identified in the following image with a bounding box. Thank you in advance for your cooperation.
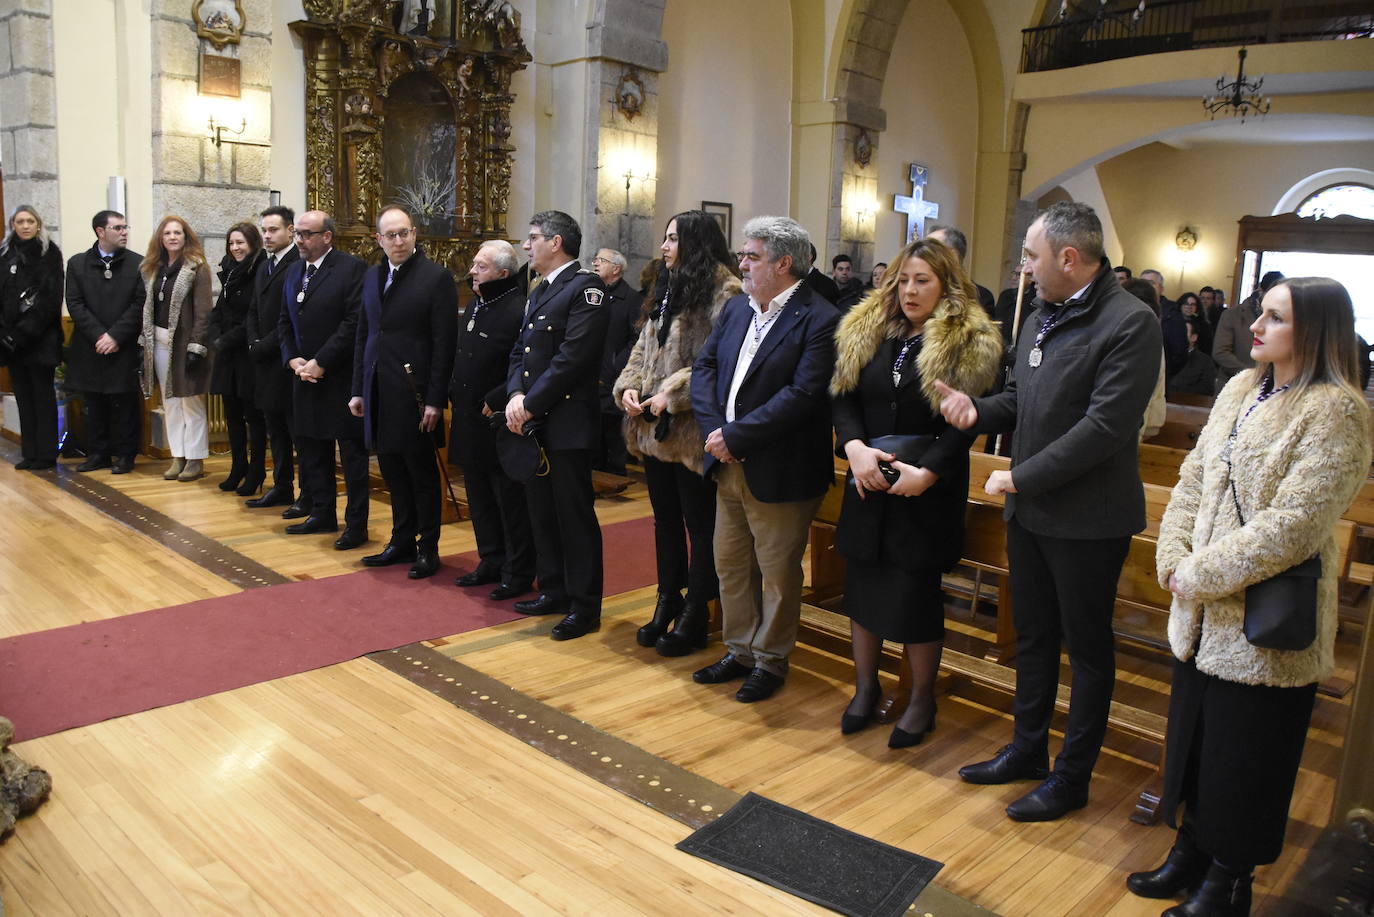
[654,0,793,246]
[270,1,306,211]
[870,0,979,272]
[53,0,120,252]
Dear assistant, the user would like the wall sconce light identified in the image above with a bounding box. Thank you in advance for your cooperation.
[1175,227,1198,252]
[208,115,270,149]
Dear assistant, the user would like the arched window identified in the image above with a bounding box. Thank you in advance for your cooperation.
[1296,183,1374,220]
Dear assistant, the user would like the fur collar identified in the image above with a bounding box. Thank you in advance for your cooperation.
[831,289,1002,408]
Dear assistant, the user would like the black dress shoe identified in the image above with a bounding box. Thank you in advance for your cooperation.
[285,516,339,535]
[840,682,882,735]
[334,529,367,550]
[408,551,439,579]
[25,460,56,470]
[1005,774,1090,822]
[13,458,34,470]
[513,593,569,616]
[1162,864,1252,917]
[735,668,784,703]
[1128,844,1210,899]
[550,611,600,640]
[488,581,532,601]
[361,543,417,567]
[76,454,111,472]
[655,602,709,657]
[636,591,685,647]
[246,487,293,508]
[281,500,310,520]
[111,456,135,474]
[958,743,1050,785]
[692,654,752,684]
[888,703,937,749]
[454,566,501,587]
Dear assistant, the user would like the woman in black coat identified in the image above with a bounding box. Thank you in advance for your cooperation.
[829,237,1000,746]
[208,223,266,493]
[0,205,64,470]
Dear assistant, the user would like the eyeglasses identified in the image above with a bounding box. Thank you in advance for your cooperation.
[107,224,129,232]
[379,228,413,241]
[590,257,613,266]
[734,251,766,263]
[293,229,327,240]
[525,232,547,243]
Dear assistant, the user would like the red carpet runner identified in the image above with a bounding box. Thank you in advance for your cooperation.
[0,516,656,741]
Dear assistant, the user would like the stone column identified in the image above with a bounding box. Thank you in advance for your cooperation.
[0,0,60,240]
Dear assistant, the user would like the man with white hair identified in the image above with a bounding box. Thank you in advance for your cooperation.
[590,247,641,475]
[689,215,839,703]
[449,239,536,601]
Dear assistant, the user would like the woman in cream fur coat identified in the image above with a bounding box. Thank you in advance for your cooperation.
[1137,277,1371,917]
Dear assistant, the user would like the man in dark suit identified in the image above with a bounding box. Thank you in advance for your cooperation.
[244,205,303,512]
[936,202,1161,822]
[64,210,144,474]
[929,225,996,315]
[689,216,839,703]
[829,253,864,311]
[1143,268,1187,377]
[504,210,610,640]
[590,246,640,476]
[349,206,457,578]
[450,240,536,601]
[803,242,839,304]
[277,210,370,549]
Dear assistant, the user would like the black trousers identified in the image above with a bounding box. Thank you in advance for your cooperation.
[262,409,295,490]
[377,445,441,552]
[296,434,368,531]
[525,448,603,616]
[223,390,267,477]
[1006,516,1131,783]
[643,456,718,603]
[84,390,140,459]
[11,363,57,462]
[463,461,536,584]
[594,411,628,475]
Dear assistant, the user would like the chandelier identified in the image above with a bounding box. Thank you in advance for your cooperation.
[1203,47,1271,121]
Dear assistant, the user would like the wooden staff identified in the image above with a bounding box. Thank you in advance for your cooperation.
[404,362,462,521]
[994,267,1029,456]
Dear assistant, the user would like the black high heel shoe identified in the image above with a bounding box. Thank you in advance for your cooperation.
[218,466,247,492]
[840,681,882,735]
[888,702,938,749]
[236,472,265,497]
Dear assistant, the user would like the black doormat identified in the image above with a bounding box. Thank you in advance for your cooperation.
[676,792,943,917]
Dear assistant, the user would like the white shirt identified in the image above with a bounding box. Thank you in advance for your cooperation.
[725,279,802,423]
[269,242,296,267]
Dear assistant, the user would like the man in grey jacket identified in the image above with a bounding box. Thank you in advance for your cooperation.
[935,202,1161,822]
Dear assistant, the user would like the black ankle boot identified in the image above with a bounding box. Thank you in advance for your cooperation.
[636,592,685,647]
[656,601,709,656]
[1162,863,1252,917]
[1128,842,1210,899]
[218,464,248,492]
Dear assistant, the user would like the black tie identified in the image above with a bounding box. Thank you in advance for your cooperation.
[268,254,277,276]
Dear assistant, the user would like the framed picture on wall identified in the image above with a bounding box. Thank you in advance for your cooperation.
[702,201,733,243]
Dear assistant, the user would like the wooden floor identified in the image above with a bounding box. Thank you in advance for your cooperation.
[0,448,1346,915]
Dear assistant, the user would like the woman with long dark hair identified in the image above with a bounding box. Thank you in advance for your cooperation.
[208,222,267,493]
[0,205,64,469]
[139,215,214,481]
[829,237,1000,745]
[1138,277,1371,916]
[614,210,742,655]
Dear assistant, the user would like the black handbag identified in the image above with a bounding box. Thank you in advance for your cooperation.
[491,414,549,482]
[1230,478,1319,651]
[868,434,936,485]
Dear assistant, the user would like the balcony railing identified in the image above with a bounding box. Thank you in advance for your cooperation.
[1021,0,1374,73]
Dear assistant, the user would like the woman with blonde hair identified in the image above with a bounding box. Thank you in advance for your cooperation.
[0,205,64,469]
[1137,277,1371,916]
[140,215,214,481]
[829,237,1001,745]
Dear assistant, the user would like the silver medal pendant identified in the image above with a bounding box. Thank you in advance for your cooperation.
[158,291,164,302]
[8,265,14,274]
[1028,346,1042,368]
[297,290,305,303]
[104,268,113,280]
[466,318,475,332]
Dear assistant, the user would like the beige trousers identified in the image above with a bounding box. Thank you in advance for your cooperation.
[712,462,823,677]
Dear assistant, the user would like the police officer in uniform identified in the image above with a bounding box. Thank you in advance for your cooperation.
[505,210,610,640]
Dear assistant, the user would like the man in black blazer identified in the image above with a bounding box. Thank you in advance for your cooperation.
[590,247,641,475]
[277,210,370,549]
[450,239,536,601]
[937,202,1161,822]
[690,216,839,703]
[244,205,302,511]
[349,207,457,578]
[505,210,609,640]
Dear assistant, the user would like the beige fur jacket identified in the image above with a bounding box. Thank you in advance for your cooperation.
[1156,370,1371,687]
[612,265,743,473]
[140,259,214,399]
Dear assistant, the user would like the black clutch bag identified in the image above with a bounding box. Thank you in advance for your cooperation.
[1230,478,1318,651]
[868,434,936,485]
[491,414,548,482]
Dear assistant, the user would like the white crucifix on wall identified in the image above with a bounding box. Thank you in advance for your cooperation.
[893,163,940,244]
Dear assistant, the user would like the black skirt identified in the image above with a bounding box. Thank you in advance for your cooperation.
[1160,655,1317,867]
[842,558,945,644]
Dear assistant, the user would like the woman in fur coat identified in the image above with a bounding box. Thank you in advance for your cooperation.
[1139,277,1371,917]
[830,237,1000,746]
[614,210,742,655]
[140,215,214,482]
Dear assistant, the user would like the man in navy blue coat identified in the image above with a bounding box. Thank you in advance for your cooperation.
[349,206,457,579]
[690,216,838,703]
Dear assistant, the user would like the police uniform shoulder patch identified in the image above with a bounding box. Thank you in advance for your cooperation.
[584,288,604,306]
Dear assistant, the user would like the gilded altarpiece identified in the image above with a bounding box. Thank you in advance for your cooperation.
[290,1,530,279]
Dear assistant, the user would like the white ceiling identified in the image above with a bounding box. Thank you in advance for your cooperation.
[1094,70,1374,98]
[1157,113,1374,147]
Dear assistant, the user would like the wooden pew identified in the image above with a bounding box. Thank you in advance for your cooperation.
[1143,402,1209,451]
